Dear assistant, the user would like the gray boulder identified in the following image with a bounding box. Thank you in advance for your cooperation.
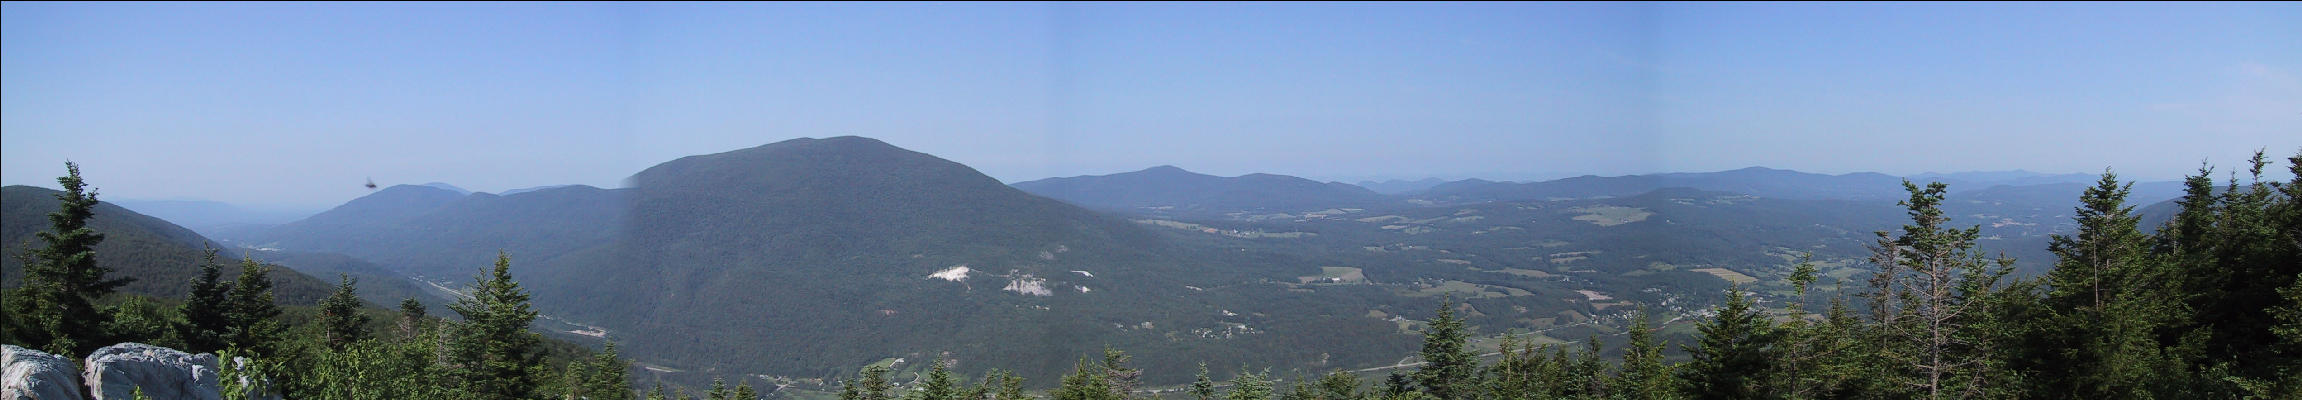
[3,345,84,400]
[81,343,222,400]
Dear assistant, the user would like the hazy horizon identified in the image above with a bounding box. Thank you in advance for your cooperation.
[6,2,2297,209]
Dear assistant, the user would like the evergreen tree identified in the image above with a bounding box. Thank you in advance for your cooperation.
[396,297,427,337]
[319,274,370,351]
[1797,286,1906,399]
[1311,370,1364,400]
[1567,336,1610,398]
[1482,337,1542,398]
[2171,151,2302,395]
[1281,379,1313,400]
[1053,357,1117,400]
[1226,368,1273,400]
[179,248,233,353]
[988,368,1028,400]
[1773,254,1821,400]
[2025,170,2187,398]
[1413,299,1477,399]
[649,383,668,400]
[1864,181,2017,399]
[842,365,895,400]
[12,161,130,357]
[1191,363,1218,400]
[1382,373,1414,399]
[1679,287,1777,399]
[734,380,759,400]
[1615,307,1677,400]
[582,342,635,400]
[708,378,730,400]
[448,252,546,400]
[564,357,595,400]
[919,357,962,400]
[224,258,284,358]
[1099,347,1141,398]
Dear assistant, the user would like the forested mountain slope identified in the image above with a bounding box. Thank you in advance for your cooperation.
[3,185,426,306]
[1012,165,1397,217]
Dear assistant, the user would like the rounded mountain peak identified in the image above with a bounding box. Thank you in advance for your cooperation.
[626,136,987,191]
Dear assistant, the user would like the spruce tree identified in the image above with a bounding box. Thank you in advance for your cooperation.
[1099,347,1141,398]
[1381,372,1414,399]
[179,247,233,353]
[734,380,758,400]
[1054,357,1116,400]
[396,297,427,337]
[1864,181,2017,398]
[842,365,894,400]
[1191,363,1218,400]
[1226,368,1273,400]
[1312,370,1363,400]
[708,378,729,400]
[1679,287,1777,399]
[584,342,635,400]
[224,258,284,358]
[1616,307,1678,400]
[319,274,370,350]
[990,368,1028,400]
[920,358,962,400]
[1482,337,1540,397]
[448,252,546,400]
[564,358,595,400]
[1569,336,1609,398]
[1413,299,1477,399]
[14,161,130,356]
[2029,171,2186,397]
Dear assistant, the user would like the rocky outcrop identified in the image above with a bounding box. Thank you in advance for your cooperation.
[2,345,84,400]
[81,343,223,400]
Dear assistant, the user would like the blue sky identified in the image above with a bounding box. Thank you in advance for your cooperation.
[4,2,2296,209]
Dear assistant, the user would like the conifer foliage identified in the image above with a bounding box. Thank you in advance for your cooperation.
[7,162,132,357]
[450,252,548,400]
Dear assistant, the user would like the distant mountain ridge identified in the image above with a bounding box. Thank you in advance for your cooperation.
[3,185,429,306]
[1352,177,1452,195]
[238,183,626,280]
[1011,165,1396,216]
[1413,167,1909,204]
[230,137,1413,386]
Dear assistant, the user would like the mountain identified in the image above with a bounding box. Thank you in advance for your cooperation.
[2,186,426,306]
[499,184,580,196]
[233,184,625,280]
[1912,170,2102,187]
[418,182,471,195]
[238,137,1418,386]
[1011,165,1397,216]
[1416,167,1909,204]
[1353,178,1452,195]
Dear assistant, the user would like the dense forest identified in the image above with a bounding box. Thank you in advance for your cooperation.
[6,147,2298,399]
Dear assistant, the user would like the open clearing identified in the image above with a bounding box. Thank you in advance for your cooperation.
[1691,267,1759,284]
[1489,268,1557,278]
[1570,206,1653,226]
[1402,280,1533,298]
[1299,266,1367,284]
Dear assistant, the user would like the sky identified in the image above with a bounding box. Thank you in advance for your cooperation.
[4,2,2297,209]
